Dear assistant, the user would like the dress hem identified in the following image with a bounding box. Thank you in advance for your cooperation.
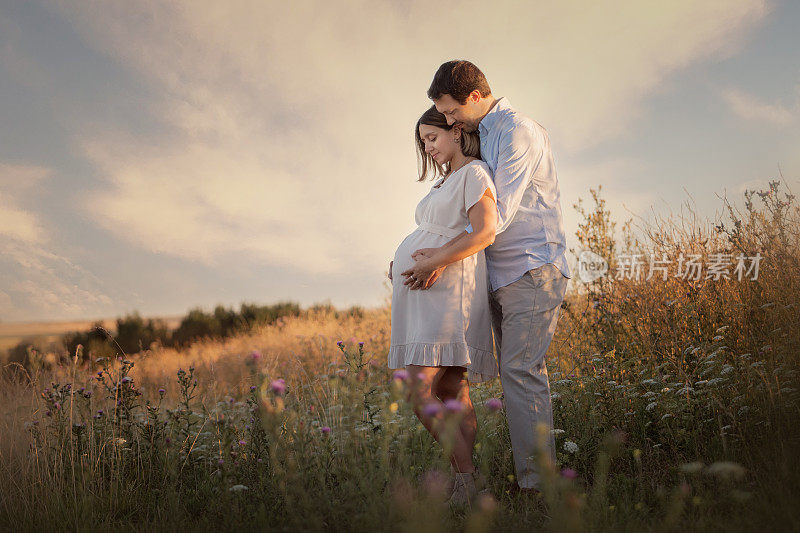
[387,342,498,383]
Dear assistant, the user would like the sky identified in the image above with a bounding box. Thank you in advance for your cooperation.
[1,0,799,323]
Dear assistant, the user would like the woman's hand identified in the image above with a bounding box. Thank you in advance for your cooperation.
[401,257,444,290]
[388,260,393,281]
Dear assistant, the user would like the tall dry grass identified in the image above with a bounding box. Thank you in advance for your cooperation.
[0,181,798,531]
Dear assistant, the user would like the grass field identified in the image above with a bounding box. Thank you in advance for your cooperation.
[1,183,798,531]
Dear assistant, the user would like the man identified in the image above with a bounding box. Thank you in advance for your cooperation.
[402,60,570,496]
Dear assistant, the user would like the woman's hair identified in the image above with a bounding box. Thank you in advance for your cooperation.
[415,105,481,182]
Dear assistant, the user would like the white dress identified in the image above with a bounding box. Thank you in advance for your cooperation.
[389,160,498,382]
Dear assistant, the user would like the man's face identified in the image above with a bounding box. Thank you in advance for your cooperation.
[433,93,481,132]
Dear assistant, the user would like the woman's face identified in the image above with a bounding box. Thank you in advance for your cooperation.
[418,123,460,166]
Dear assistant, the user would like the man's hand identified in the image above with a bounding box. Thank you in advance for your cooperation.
[401,257,445,290]
[388,260,393,281]
[411,248,438,261]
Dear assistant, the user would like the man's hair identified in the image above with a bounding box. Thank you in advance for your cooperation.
[427,60,492,104]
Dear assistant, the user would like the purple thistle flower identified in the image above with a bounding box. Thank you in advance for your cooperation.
[422,403,442,418]
[320,426,331,434]
[486,398,503,412]
[158,388,166,395]
[336,340,345,348]
[561,467,578,479]
[444,399,463,413]
[249,385,257,392]
[270,378,286,395]
[249,350,262,361]
[238,440,246,446]
[393,370,409,382]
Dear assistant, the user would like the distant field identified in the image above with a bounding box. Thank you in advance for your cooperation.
[0,316,183,353]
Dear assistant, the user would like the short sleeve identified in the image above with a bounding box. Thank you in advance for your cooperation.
[464,163,497,213]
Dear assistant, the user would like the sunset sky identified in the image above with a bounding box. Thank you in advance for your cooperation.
[1,0,798,323]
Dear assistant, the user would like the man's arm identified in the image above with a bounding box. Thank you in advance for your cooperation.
[402,191,497,290]
[492,123,544,234]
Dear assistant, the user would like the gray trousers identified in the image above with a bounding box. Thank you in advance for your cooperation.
[489,263,568,489]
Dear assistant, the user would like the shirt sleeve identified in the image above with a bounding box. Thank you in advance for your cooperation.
[492,122,543,234]
[463,164,497,233]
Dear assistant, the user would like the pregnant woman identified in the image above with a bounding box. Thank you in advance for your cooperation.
[388,105,498,505]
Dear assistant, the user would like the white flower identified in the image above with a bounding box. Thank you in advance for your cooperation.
[563,440,579,454]
[551,429,565,436]
[646,402,658,411]
[661,413,673,421]
[679,461,704,474]
[229,485,250,492]
[707,462,746,480]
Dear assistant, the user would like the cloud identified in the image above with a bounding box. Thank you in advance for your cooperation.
[0,164,51,244]
[48,0,768,276]
[722,87,799,125]
[0,163,117,322]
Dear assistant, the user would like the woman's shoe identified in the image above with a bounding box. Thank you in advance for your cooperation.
[447,469,487,507]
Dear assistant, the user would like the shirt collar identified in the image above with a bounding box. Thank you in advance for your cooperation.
[478,96,510,135]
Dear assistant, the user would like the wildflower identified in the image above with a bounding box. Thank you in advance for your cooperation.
[444,399,463,413]
[632,449,642,459]
[336,340,345,348]
[320,426,331,434]
[707,461,746,480]
[646,402,658,411]
[422,403,441,417]
[661,413,673,421]
[358,341,365,348]
[551,429,565,436]
[249,350,261,361]
[238,440,246,446]
[392,369,409,382]
[229,485,249,492]
[389,402,399,413]
[485,398,503,412]
[563,440,579,453]
[270,378,286,395]
[560,467,578,479]
[249,385,257,392]
[121,376,132,384]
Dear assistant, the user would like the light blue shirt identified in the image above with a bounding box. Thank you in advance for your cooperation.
[476,97,571,291]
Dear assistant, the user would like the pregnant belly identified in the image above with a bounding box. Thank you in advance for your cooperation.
[392,230,451,282]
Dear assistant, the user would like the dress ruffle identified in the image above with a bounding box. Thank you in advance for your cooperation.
[388,342,498,383]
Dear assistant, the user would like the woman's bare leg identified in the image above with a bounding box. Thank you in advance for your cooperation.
[405,365,475,474]
[434,367,477,473]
